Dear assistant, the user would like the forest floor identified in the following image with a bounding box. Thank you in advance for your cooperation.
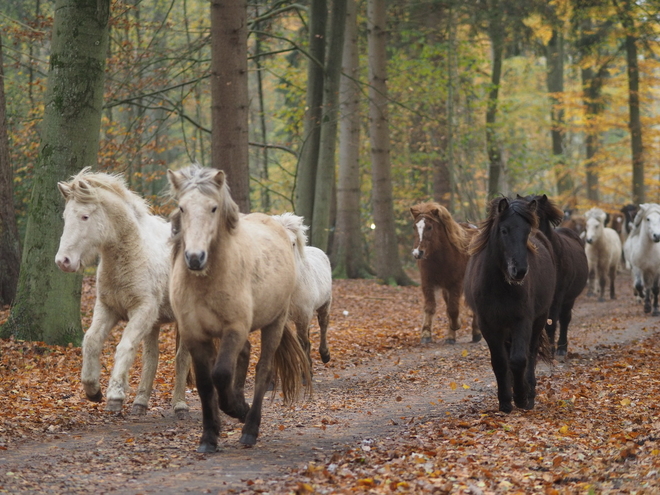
[1,269,659,494]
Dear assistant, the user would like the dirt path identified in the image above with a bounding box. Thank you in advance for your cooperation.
[1,273,658,494]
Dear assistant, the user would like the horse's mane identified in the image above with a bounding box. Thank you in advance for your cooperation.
[62,167,151,219]
[585,207,607,224]
[271,212,308,258]
[410,202,470,252]
[469,197,539,256]
[630,203,660,237]
[524,194,563,227]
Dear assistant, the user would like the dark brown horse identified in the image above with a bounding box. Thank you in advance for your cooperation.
[410,202,481,344]
[523,195,588,358]
[464,197,556,413]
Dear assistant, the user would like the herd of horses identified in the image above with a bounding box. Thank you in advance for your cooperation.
[53,164,660,452]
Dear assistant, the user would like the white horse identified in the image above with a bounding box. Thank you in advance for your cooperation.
[272,213,332,367]
[55,168,190,415]
[584,207,622,301]
[623,203,660,315]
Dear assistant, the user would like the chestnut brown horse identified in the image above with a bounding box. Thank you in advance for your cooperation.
[410,202,481,344]
[523,195,588,358]
[464,197,555,413]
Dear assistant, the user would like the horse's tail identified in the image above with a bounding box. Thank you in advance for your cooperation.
[273,322,312,404]
[537,326,553,364]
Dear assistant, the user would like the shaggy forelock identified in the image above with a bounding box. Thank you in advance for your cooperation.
[585,207,607,224]
[169,164,227,199]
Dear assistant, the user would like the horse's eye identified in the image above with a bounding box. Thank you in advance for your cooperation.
[425,225,431,231]
[179,206,184,213]
[82,215,89,221]
[212,206,218,213]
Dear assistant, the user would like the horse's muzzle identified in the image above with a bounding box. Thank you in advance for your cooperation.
[412,249,424,260]
[653,234,660,243]
[585,238,593,244]
[185,251,207,271]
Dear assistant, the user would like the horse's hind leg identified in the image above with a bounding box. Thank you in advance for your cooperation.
[131,324,160,415]
[608,265,617,300]
[443,289,460,344]
[317,301,331,363]
[420,282,436,344]
[294,317,313,370]
[189,340,221,453]
[556,302,574,357]
[172,328,192,420]
[240,318,286,446]
[81,303,119,403]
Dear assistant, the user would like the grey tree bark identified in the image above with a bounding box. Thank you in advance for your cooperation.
[211,0,250,212]
[1,0,110,344]
[367,0,412,286]
[312,0,348,251]
[486,1,505,199]
[0,34,21,306]
[332,0,371,278]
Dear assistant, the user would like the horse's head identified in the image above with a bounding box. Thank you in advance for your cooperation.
[493,197,539,284]
[410,203,459,260]
[635,204,660,243]
[585,208,607,245]
[168,165,239,273]
[55,172,107,272]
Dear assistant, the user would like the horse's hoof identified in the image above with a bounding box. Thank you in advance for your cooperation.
[174,406,190,420]
[499,402,513,414]
[420,336,432,344]
[523,399,535,410]
[197,442,219,453]
[86,390,103,403]
[556,348,567,357]
[239,433,257,446]
[653,310,660,317]
[644,305,652,314]
[598,297,605,302]
[131,403,147,416]
[444,338,456,345]
[320,352,331,364]
[471,334,482,343]
[105,399,123,412]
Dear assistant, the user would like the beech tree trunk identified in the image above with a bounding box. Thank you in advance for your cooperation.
[211,0,250,212]
[0,34,21,306]
[367,0,412,286]
[581,65,605,203]
[486,2,505,199]
[2,0,110,344]
[332,0,371,278]
[625,33,644,204]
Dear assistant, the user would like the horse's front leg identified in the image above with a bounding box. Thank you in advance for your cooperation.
[172,331,192,420]
[509,322,532,410]
[233,340,251,415]
[652,279,660,316]
[81,302,119,402]
[545,300,560,357]
[317,301,331,363]
[484,334,513,413]
[106,305,159,412]
[212,329,250,422]
[608,265,617,300]
[188,340,221,453]
[131,323,160,415]
[420,280,436,344]
[443,288,461,344]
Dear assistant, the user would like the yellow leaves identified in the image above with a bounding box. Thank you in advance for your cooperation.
[522,14,553,45]
[559,425,570,435]
[620,398,632,406]
[461,349,468,357]
[450,382,457,391]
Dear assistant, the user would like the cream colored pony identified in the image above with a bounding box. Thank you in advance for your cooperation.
[168,165,311,452]
[585,207,622,301]
[55,168,190,415]
[272,213,332,367]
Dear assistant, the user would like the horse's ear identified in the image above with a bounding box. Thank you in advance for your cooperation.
[633,208,644,228]
[497,197,509,213]
[604,212,611,226]
[167,169,182,192]
[430,208,441,220]
[58,182,71,199]
[528,199,538,213]
[410,206,420,219]
[213,170,226,188]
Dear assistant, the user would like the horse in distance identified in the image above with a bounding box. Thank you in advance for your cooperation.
[55,168,190,415]
[623,203,660,315]
[463,197,556,413]
[168,165,311,452]
[272,213,332,368]
[410,202,481,345]
[584,207,622,301]
[522,194,588,358]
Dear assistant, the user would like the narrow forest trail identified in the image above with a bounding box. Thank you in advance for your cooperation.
[1,271,659,493]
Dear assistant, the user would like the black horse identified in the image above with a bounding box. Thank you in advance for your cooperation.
[464,197,556,413]
[522,194,588,358]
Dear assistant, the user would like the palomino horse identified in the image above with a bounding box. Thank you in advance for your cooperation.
[522,195,588,357]
[464,197,555,413]
[585,207,622,301]
[623,203,660,315]
[410,202,481,344]
[168,165,311,452]
[272,213,332,367]
[55,168,190,415]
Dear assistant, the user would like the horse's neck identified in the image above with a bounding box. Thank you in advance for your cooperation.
[98,204,146,261]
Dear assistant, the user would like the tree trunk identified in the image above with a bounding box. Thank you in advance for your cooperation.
[367,0,412,286]
[0,34,21,306]
[312,0,347,251]
[581,66,604,203]
[211,0,250,212]
[1,0,110,344]
[486,4,505,199]
[546,29,572,195]
[332,0,370,278]
[625,33,644,204]
[295,0,327,230]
